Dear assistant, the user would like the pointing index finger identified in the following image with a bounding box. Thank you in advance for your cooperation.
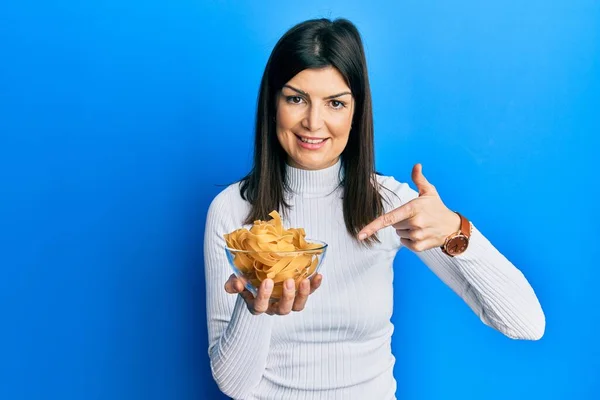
[358,202,415,240]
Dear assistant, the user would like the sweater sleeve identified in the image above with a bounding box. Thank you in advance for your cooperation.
[204,187,275,399]
[380,177,546,340]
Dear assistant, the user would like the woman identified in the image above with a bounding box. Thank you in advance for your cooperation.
[204,18,545,400]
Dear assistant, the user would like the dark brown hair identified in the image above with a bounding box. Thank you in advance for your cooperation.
[240,18,384,243]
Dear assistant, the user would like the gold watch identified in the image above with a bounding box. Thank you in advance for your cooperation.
[441,212,471,257]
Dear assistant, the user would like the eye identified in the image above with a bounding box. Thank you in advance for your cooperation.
[330,100,346,109]
[286,96,304,105]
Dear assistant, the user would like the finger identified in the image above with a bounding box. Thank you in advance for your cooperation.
[392,219,412,230]
[400,238,416,251]
[309,273,323,294]
[276,279,296,315]
[239,289,255,305]
[292,279,311,312]
[395,212,430,230]
[412,163,437,196]
[395,229,411,240]
[395,228,426,242]
[224,274,243,294]
[400,237,438,253]
[265,303,276,316]
[358,202,416,240]
[252,279,274,315]
[233,278,245,293]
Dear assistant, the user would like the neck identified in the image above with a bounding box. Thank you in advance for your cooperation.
[285,158,344,197]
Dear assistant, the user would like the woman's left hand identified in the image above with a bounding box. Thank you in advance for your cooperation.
[358,163,461,252]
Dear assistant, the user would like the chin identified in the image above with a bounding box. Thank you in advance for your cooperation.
[290,154,338,170]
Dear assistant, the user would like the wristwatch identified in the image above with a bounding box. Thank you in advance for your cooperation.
[441,212,471,257]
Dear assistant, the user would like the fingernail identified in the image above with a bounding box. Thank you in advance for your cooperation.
[264,279,273,290]
[358,233,367,240]
[286,279,294,290]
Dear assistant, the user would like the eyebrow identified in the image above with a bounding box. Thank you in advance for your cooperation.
[283,85,352,100]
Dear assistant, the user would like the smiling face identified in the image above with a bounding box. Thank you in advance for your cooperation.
[275,67,355,170]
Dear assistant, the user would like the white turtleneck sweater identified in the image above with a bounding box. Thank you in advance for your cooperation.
[203,160,545,400]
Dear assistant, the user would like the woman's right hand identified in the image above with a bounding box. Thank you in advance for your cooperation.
[224,274,323,316]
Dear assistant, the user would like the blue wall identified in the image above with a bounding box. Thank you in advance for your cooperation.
[1,1,598,399]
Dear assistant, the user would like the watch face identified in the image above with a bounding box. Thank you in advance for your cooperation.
[446,236,469,256]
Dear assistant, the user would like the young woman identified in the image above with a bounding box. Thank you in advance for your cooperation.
[204,18,545,400]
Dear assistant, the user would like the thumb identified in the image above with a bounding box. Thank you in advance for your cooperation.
[224,274,245,294]
[411,163,437,196]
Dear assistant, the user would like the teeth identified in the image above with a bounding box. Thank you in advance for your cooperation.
[300,137,325,144]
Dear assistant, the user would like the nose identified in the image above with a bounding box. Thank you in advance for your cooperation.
[301,104,324,132]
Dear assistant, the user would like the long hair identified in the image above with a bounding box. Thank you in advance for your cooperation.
[240,18,384,243]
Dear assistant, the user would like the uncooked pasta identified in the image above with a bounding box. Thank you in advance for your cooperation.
[224,211,324,298]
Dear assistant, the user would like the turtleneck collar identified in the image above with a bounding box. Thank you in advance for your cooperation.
[285,158,344,197]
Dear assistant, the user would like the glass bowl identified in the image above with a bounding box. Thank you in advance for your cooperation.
[224,239,328,300]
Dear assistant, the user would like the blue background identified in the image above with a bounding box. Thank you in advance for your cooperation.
[1,1,598,399]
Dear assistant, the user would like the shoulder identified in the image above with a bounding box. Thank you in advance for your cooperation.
[208,182,244,208]
[375,174,419,212]
[206,182,250,229]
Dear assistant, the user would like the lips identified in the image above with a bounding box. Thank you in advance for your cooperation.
[295,134,329,150]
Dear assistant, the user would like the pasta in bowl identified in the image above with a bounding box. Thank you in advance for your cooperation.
[224,211,328,300]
